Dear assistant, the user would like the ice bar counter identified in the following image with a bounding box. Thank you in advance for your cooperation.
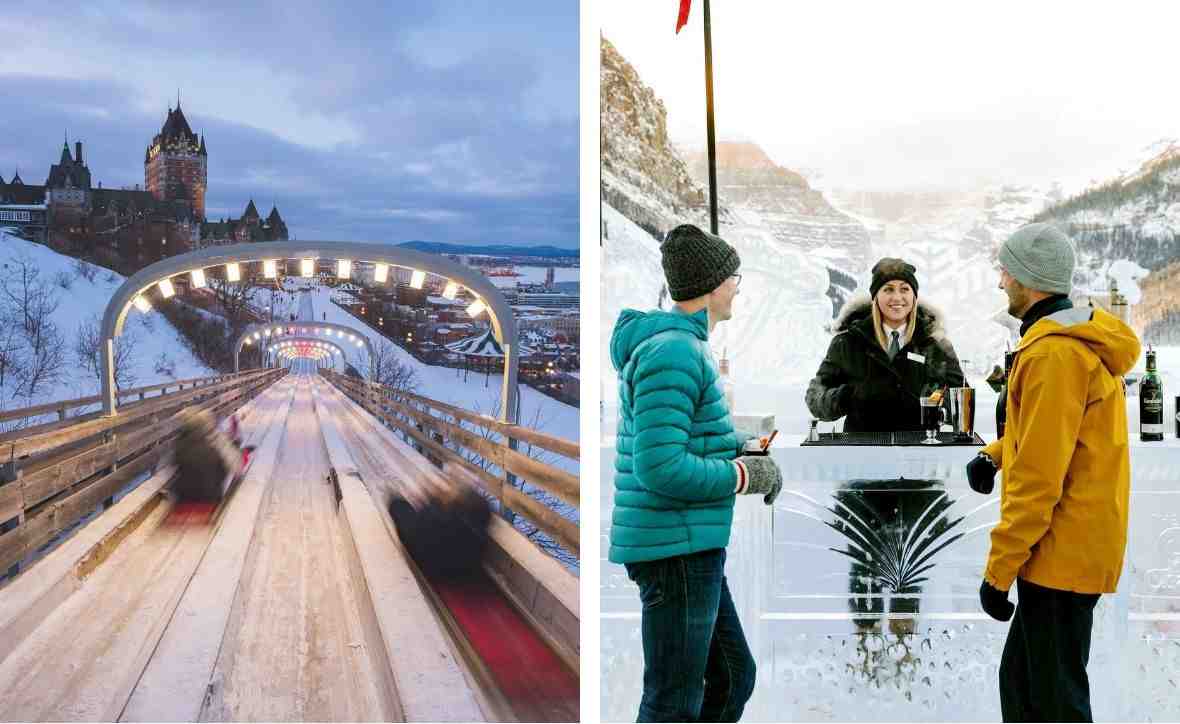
[600,402,1180,722]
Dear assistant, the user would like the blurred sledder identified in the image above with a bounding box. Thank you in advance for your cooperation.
[387,473,491,581]
[170,410,254,504]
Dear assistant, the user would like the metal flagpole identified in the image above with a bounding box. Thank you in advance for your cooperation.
[703,0,719,235]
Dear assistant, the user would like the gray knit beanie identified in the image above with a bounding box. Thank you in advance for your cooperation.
[998,223,1076,295]
[661,224,741,301]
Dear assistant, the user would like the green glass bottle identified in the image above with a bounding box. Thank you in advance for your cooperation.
[1140,348,1164,442]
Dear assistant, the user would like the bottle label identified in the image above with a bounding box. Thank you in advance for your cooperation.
[1143,423,1165,434]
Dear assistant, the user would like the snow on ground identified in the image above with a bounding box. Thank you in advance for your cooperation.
[277,279,580,449]
[0,232,213,413]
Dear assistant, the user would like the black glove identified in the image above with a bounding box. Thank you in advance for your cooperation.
[966,453,998,495]
[979,580,1014,621]
[840,383,883,413]
[735,455,783,505]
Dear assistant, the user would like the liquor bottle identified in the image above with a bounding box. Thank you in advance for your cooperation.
[996,349,1016,439]
[1140,347,1164,442]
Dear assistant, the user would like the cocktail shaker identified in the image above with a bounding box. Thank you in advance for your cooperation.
[946,387,976,440]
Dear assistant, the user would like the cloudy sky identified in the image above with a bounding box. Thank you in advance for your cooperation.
[602,2,1180,194]
[0,0,577,247]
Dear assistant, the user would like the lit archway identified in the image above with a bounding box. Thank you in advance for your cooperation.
[269,337,345,372]
[235,321,374,378]
[101,241,518,419]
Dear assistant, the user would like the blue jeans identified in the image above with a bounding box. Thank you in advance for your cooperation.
[625,548,756,722]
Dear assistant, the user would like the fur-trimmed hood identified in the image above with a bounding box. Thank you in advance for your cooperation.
[832,294,949,342]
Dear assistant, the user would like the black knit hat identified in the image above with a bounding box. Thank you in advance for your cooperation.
[869,257,919,298]
[661,224,741,301]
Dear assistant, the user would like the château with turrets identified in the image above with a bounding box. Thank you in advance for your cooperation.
[0,100,288,274]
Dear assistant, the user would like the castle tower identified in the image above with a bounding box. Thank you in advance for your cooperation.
[145,100,207,220]
[45,138,93,209]
[265,203,289,240]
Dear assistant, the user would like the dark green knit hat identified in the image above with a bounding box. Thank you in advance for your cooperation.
[661,224,741,301]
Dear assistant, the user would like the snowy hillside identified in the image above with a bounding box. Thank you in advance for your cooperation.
[0,231,213,416]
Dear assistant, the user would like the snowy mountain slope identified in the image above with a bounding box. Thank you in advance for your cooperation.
[1034,140,1180,274]
[682,142,872,277]
[0,231,213,415]
[600,36,715,236]
[601,203,832,432]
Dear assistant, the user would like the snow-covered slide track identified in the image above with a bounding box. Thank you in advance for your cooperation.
[0,376,293,722]
[0,368,577,722]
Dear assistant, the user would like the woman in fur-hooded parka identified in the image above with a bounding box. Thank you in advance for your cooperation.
[806,295,966,432]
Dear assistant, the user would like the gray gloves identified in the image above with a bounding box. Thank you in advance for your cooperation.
[735,455,783,505]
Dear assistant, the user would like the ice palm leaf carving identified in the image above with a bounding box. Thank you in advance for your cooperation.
[825,490,966,593]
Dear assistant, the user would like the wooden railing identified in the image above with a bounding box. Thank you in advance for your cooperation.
[0,368,284,449]
[319,369,580,556]
[0,368,286,575]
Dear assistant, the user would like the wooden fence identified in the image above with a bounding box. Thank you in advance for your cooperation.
[319,370,580,556]
[0,368,286,574]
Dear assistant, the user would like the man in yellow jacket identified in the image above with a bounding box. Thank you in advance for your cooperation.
[964,222,1140,722]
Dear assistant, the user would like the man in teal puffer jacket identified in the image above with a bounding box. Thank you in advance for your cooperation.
[611,223,783,722]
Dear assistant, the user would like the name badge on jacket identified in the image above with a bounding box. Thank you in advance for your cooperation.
[907,352,926,364]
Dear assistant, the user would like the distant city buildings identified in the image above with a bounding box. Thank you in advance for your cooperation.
[327,258,580,404]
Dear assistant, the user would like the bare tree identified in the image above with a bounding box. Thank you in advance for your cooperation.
[209,275,264,328]
[74,314,138,391]
[74,315,102,385]
[0,252,59,336]
[16,321,65,397]
[367,339,419,392]
[0,319,26,396]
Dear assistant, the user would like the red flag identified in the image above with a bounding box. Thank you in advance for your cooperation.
[675,0,692,33]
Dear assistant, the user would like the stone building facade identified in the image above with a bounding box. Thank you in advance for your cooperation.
[144,102,207,220]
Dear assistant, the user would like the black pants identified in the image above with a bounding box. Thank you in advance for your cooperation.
[999,578,1101,722]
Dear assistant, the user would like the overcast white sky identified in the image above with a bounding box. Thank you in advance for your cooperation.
[602,1,1180,194]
